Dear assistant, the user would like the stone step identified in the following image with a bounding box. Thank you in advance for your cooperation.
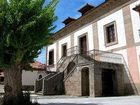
[0,85,4,95]
[36,91,43,95]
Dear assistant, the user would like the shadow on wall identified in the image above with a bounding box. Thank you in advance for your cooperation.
[123,64,139,95]
[94,62,138,97]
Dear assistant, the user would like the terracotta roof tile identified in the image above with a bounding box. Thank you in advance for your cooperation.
[30,61,45,71]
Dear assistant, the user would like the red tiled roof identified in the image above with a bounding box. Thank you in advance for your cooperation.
[30,61,45,71]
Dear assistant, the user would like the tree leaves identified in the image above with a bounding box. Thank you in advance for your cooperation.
[0,0,58,69]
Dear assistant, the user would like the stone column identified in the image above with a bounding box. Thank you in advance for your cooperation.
[92,22,99,50]
[89,64,95,97]
[56,41,59,63]
[71,33,74,47]
[94,65,102,97]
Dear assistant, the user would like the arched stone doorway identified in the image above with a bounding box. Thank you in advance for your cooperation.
[39,75,42,79]
[81,67,89,96]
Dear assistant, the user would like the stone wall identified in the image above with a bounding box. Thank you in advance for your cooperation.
[43,72,64,95]
[94,62,125,97]
[22,85,34,91]
[64,68,81,96]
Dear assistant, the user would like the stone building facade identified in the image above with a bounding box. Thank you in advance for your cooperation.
[36,0,140,97]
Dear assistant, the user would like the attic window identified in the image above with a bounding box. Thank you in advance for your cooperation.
[62,17,76,26]
[78,3,94,16]
[133,4,140,14]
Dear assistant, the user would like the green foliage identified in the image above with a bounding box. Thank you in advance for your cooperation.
[0,0,58,69]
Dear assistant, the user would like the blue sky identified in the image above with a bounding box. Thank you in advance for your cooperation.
[36,0,105,64]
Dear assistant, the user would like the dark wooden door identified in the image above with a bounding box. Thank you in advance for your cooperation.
[102,70,116,96]
[62,44,67,57]
[49,50,54,65]
[79,35,87,54]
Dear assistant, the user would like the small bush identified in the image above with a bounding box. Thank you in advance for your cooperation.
[3,92,40,105]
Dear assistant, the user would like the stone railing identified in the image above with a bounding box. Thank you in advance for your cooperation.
[34,79,43,92]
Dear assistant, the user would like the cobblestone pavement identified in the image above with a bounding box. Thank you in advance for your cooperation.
[32,95,140,105]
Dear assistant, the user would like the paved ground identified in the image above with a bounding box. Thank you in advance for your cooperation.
[0,85,140,105]
[31,95,140,105]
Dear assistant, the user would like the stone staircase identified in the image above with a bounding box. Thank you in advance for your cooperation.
[35,47,138,96]
[43,72,64,95]
[35,54,78,95]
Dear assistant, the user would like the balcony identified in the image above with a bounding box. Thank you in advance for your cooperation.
[66,46,124,64]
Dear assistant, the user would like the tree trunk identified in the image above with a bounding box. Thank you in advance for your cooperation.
[3,65,23,105]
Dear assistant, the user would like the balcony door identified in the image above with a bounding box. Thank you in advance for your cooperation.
[62,44,67,57]
[79,35,87,54]
[49,50,54,65]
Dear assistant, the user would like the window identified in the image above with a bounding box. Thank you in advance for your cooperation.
[138,29,140,38]
[104,22,118,46]
[49,50,54,65]
[62,44,67,57]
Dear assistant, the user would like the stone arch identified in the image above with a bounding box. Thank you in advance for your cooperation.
[38,74,42,79]
[67,62,76,74]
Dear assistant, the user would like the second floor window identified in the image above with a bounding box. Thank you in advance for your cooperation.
[62,44,67,57]
[49,50,54,65]
[104,22,117,46]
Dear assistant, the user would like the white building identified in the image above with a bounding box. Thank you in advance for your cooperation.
[44,0,140,97]
[22,61,46,91]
